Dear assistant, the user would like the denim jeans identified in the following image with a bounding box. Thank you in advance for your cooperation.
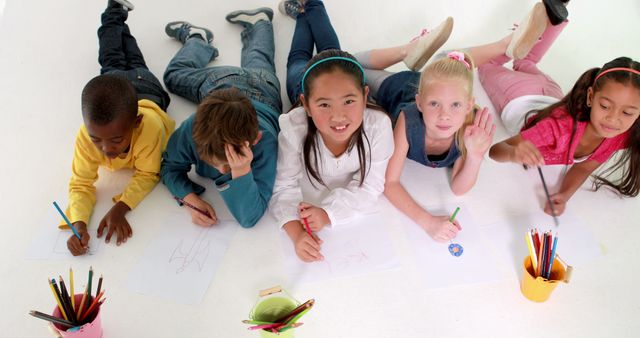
[98,6,170,110]
[285,0,340,104]
[163,20,282,113]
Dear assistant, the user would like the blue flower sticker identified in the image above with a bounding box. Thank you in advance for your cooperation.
[448,243,464,257]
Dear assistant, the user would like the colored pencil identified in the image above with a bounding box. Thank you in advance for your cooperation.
[536,232,544,277]
[242,319,274,325]
[538,233,549,277]
[174,196,211,218]
[95,275,103,298]
[284,306,312,325]
[87,267,94,300]
[53,201,82,240]
[546,233,554,278]
[82,298,106,324]
[77,284,89,319]
[48,279,68,321]
[58,276,77,324]
[274,299,315,323]
[547,235,558,279]
[69,268,75,312]
[29,310,75,328]
[302,217,318,244]
[449,207,461,223]
[51,279,71,322]
[532,229,541,253]
[248,323,283,331]
[278,322,303,333]
[537,167,559,227]
[525,231,538,273]
[79,290,104,322]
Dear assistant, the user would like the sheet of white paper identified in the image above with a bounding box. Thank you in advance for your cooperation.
[281,213,400,284]
[126,211,238,304]
[26,224,103,260]
[401,204,508,288]
[23,171,127,260]
[480,210,601,278]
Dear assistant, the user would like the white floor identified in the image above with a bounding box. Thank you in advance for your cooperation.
[1,0,640,337]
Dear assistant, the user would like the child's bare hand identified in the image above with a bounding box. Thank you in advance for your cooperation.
[464,107,496,159]
[182,193,217,226]
[299,202,330,231]
[294,229,324,262]
[226,142,253,178]
[511,140,545,167]
[422,215,462,242]
[544,192,567,216]
[97,201,132,246]
[67,221,90,256]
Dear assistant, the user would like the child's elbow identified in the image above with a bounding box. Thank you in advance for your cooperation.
[451,187,467,196]
[450,183,471,196]
[238,214,261,229]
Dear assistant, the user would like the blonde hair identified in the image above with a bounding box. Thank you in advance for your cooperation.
[417,51,476,157]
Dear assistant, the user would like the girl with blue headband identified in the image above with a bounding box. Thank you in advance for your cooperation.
[270,0,394,262]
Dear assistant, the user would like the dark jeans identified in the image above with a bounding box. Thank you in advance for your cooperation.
[98,6,170,110]
[163,20,282,113]
[285,0,340,104]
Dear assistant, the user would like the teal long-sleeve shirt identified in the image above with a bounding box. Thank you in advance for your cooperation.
[160,100,280,228]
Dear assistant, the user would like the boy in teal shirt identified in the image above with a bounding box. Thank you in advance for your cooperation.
[161,7,280,228]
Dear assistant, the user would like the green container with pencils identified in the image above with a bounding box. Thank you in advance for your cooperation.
[51,294,103,337]
[246,286,313,337]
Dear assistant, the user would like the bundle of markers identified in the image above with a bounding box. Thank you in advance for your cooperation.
[29,267,105,329]
[243,299,315,334]
[525,229,558,279]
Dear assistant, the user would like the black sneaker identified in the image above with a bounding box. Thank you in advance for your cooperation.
[225,7,274,27]
[543,0,568,25]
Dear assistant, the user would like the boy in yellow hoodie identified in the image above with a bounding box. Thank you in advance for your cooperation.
[63,0,175,255]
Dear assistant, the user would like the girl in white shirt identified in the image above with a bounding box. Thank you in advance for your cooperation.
[270,49,394,262]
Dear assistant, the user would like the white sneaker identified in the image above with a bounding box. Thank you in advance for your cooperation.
[506,2,548,60]
[403,17,454,71]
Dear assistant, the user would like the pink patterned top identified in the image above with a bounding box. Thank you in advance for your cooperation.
[520,106,629,165]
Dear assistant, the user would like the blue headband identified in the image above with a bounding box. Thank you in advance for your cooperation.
[300,56,367,94]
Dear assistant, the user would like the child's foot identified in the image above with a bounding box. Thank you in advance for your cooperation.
[506,2,548,60]
[165,21,213,44]
[543,0,569,25]
[403,16,454,71]
[225,7,274,27]
[108,0,134,11]
[278,0,305,19]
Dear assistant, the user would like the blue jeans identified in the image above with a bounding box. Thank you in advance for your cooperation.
[98,5,170,110]
[163,21,282,113]
[285,0,340,104]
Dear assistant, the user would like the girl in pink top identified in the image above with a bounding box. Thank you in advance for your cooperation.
[466,4,640,216]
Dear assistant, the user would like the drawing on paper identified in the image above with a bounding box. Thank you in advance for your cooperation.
[322,239,370,272]
[168,227,212,274]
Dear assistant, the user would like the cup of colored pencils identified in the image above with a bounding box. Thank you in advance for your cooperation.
[245,286,313,337]
[521,229,572,302]
[29,267,105,337]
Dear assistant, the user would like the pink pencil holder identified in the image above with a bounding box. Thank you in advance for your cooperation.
[51,294,103,338]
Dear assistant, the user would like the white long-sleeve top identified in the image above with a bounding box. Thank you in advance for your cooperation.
[270,106,394,228]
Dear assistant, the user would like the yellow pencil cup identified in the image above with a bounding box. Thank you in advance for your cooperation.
[520,257,568,302]
[250,286,299,338]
